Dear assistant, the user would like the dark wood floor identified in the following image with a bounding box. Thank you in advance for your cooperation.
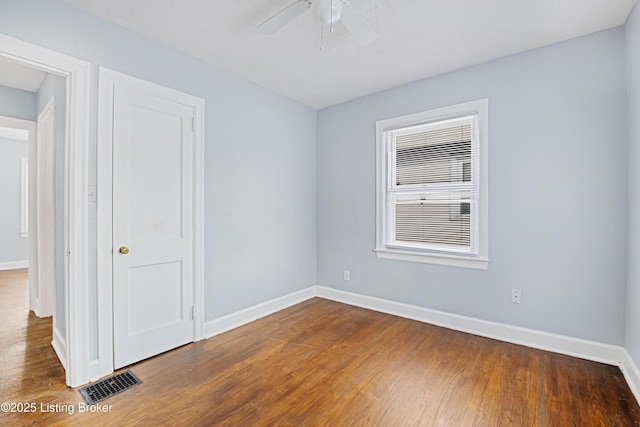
[1,269,639,426]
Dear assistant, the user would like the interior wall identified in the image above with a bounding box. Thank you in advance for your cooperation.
[0,0,317,360]
[0,85,35,266]
[0,85,36,121]
[2,0,632,367]
[626,1,640,363]
[317,28,628,345]
[36,74,67,339]
[0,136,29,264]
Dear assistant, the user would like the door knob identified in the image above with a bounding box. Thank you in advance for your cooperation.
[119,246,129,254]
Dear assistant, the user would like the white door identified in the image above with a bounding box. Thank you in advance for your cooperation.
[112,83,195,369]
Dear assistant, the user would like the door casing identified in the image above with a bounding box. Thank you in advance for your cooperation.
[97,67,205,378]
[35,97,56,318]
[0,33,91,388]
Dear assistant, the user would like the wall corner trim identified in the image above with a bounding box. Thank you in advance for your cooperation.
[51,327,67,371]
[203,287,317,339]
[202,284,637,406]
[315,286,626,367]
[621,350,640,405]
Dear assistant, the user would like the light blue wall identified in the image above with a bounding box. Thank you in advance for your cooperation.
[626,2,640,363]
[0,0,317,337]
[36,74,67,338]
[0,84,34,265]
[0,85,36,121]
[0,137,29,263]
[317,28,628,345]
[2,0,633,360]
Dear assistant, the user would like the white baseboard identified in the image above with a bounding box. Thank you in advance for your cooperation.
[315,286,626,367]
[0,260,28,270]
[621,350,640,405]
[201,284,637,405]
[204,287,316,339]
[51,327,67,370]
[203,284,626,366]
[87,360,101,383]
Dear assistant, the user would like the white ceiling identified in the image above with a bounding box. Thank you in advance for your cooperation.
[63,0,636,109]
[0,56,46,93]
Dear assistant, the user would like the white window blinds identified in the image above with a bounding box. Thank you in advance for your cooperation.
[386,115,479,255]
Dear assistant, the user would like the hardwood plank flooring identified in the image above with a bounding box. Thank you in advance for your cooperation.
[1,268,639,426]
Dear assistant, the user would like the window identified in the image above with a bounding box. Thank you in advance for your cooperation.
[375,99,488,269]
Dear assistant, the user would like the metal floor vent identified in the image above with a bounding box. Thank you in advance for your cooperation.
[78,369,142,405]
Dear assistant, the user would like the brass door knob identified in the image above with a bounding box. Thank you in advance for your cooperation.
[119,246,129,254]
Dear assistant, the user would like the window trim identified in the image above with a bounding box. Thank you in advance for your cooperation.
[375,99,489,270]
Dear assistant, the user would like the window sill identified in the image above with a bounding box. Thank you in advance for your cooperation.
[374,247,488,270]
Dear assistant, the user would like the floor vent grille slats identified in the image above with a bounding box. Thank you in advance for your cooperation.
[78,369,142,405]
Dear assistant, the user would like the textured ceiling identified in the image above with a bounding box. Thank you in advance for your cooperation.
[63,0,636,109]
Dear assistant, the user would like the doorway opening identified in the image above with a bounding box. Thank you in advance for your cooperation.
[0,33,90,387]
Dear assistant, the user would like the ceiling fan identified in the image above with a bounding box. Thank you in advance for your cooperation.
[258,0,377,46]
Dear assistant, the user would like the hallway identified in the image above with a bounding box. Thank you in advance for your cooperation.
[0,269,70,422]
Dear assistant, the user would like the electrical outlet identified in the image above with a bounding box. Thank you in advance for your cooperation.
[343,270,350,281]
[511,289,521,304]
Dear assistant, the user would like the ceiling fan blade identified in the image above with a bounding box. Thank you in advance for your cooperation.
[340,3,376,45]
[258,0,310,35]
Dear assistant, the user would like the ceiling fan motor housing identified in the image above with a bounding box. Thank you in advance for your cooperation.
[311,0,343,24]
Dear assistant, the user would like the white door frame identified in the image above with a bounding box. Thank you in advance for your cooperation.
[97,67,205,378]
[0,33,91,387]
[0,111,56,321]
[35,97,56,318]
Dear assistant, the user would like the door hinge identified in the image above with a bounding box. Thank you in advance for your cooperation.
[191,116,195,131]
[191,306,195,320]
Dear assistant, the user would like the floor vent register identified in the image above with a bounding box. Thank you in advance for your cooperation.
[78,369,143,405]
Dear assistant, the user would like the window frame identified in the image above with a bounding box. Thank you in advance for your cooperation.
[375,99,489,270]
